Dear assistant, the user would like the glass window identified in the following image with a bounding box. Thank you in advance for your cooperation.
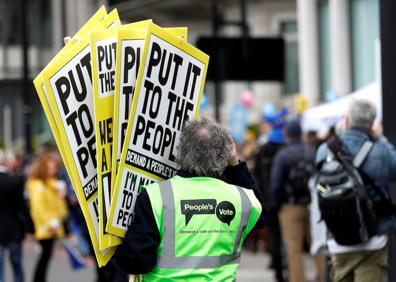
[281,21,299,95]
[1,0,52,46]
[319,0,331,99]
[7,6,22,44]
[351,0,379,90]
[39,0,52,47]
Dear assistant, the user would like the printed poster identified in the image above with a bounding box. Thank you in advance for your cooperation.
[33,5,108,180]
[110,26,188,192]
[107,23,208,238]
[40,10,120,267]
[90,20,153,250]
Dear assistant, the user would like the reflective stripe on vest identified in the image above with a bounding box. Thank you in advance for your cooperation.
[156,180,252,269]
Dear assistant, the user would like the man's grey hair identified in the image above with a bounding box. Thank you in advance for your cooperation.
[176,119,232,177]
[347,99,377,130]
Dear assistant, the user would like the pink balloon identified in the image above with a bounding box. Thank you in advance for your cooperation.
[241,90,254,108]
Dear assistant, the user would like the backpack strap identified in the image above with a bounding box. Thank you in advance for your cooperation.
[326,136,347,159]
[326,137,396,215]
[285,145,314,163]
[353,141,373,168]
[326,137,373,168]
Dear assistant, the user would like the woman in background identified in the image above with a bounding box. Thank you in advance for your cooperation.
[27,152,68,282]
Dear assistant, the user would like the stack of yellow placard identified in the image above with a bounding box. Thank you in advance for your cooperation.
[33,6,209,267]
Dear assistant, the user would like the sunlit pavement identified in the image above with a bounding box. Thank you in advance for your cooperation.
[238,250,318,282]
[2,240,318,282]
[4,240,94,282]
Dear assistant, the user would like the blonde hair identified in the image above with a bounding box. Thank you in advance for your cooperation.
[29,152,61,182]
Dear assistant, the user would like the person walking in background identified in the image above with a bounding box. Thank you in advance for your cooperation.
[27,151,68,282]
[314,99,396,282]
[255,113,286,282]
[271,120,325,282]
[0,150,27,282]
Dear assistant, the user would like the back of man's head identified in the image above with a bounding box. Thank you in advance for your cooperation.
[285,120,302,141]
[347,99,377,131]
[176,119,232,177]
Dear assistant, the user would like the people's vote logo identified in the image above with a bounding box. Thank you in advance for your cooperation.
[180,199,236,226]
[215,201,236,226]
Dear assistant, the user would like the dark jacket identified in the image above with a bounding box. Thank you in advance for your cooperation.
[114,161,265,275]
[254,141,284,208]
[270,139,315,206]
[0,168,27,243]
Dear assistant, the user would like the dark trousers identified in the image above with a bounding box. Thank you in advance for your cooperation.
[268,209,285,282]
[33,239,54,282]
[0,240,24,282]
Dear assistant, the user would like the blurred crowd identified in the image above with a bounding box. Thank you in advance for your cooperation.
[0,143,109,282]
[0,98,395,282]
[237,107,334,282]
[236,99,396,282]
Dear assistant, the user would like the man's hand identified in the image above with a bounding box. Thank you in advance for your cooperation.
[63,36,72,45]
[227,136,239,166]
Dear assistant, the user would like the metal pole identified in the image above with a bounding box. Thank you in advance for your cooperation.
[240,0,252,92]
[380,1,396,281]
[211,0,221,122]
[21,0,33,155]
[241,0,249,59]
[4,105,12,151]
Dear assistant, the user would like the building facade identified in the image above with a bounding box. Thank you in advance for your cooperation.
[0,0,100,151]
[0,0,380,150]
[298,0,380,104]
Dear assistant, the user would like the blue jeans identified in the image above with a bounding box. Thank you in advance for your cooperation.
[0,240,24,282]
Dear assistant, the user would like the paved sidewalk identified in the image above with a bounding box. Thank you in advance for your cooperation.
[238,251,319,282]
[2,240,319,282]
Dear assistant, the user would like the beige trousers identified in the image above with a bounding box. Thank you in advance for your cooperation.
[279,204,326,282]
[332,248,388,282]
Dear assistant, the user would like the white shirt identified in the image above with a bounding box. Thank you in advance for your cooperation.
[327,235,388,254]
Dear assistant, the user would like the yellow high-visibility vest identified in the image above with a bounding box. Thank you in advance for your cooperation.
[143,175,262,282]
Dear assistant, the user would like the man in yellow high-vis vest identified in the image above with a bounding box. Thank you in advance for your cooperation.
[114,119,265,281]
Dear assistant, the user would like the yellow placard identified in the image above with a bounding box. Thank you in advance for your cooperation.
[40,9,120,267]
[109,24,188,191]
[163,27,189,41]
[33,5,107,184]
[91,27,122,250]
[33,76,79,195]
[110,25,188,196]
[107,25,189,237]
[33,6,109,258]
[107,23,208,238]
[90,20,152,251]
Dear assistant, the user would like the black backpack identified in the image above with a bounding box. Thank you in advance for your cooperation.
[314,137,381,245]
[285,146,315,205]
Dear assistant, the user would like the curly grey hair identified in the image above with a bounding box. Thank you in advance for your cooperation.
[347,99,377,130]
[176,119,232,177]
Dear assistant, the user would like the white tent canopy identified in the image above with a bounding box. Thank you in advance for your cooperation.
[302,82,381,132]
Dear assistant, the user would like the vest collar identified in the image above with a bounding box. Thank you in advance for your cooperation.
[176,170,225,182]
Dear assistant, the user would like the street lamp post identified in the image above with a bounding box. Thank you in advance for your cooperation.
[21,0,33,155]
